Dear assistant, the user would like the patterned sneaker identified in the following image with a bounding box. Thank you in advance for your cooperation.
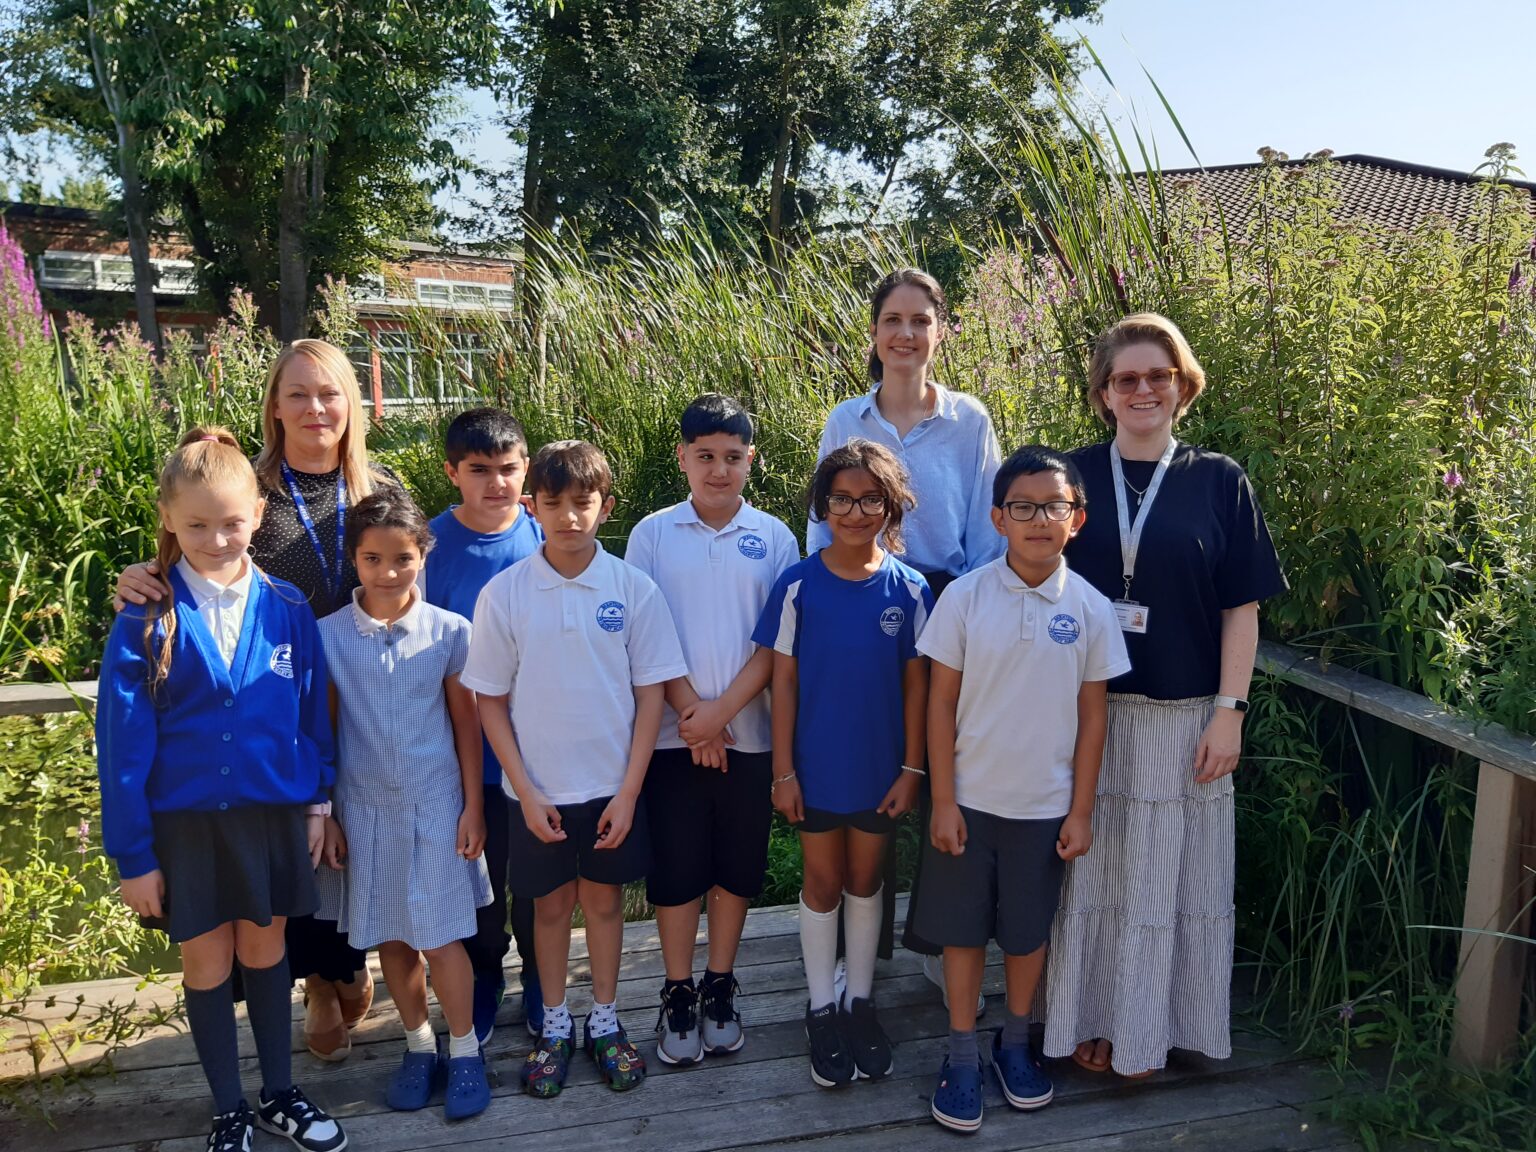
[841,995,893,1080]
[206,1102,254,1152]
[700,972,744,1054]
[472,974,505,1046]
[991,1031,1053,1110]
[443,1051,491,1120]
[585,1018,647,1091]
[654,982,704,1065]
[521,1033,573,1098]
[384,1049,439,1111]
[255,1085,347,1152]
[521,973,545,1037]
[804,1002,855,1088]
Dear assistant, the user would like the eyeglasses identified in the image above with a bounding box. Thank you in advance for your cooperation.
[1002,500,1080,523]
[826,493,888,516]
[1106,367,1179,394]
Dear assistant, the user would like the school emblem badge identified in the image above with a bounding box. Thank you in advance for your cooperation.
[1047,614,1081,645]
[879,606,905,636]
[737,533,768,560]
[269,643,294,678]
[596,601,626,633]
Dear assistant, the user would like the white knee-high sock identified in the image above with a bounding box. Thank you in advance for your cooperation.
[843,887,883,1003]
[799,894,841,1010]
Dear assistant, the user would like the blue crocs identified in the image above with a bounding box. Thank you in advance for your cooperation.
[991,1031,1054,1110]
[931,1056,984,1133]
[385,1049,439,1111]
[472,974,505,1046]
[521,972,544,1037]
[443,1051,491,1120]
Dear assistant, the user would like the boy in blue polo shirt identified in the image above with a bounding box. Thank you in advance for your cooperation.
[624,394,799,1065]
[421,407,543,1045]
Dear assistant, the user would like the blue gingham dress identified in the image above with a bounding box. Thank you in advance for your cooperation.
[315,593,491,951]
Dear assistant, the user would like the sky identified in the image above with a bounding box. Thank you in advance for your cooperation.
[1069,0,1534,175]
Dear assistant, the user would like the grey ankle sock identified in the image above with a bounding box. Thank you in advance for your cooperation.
[185,975,244,1113]
[948,1028,979,1067]
[239,956,294,1095]
[1001,1007,1031,1048]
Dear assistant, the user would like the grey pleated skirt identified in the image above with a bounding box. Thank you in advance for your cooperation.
[1043,694,1233,1075]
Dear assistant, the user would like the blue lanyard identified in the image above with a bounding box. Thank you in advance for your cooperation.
[281,462,346,603]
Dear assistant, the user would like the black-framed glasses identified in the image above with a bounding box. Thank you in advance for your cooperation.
[826,493,888,516]
[1002,500,1079,523]
[1106,367,1178,394]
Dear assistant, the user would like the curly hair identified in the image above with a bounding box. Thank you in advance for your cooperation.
[807,438,917,555]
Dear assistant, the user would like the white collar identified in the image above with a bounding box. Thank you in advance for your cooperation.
[991,554,1069,603]
[532,541,608,590]
[175,555,253,607]
[856,381,961,424]
[349,585,422,635]
[672,498,762,534]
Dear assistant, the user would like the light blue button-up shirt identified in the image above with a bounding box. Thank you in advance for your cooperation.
[806,383,1004,576]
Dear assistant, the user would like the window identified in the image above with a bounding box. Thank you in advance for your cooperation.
[35,250,197,295]
[413,277,515,312]
[350,329,490,405]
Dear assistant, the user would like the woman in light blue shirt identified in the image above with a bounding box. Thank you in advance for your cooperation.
[808,267,1002,978]
[807,268,1003,591]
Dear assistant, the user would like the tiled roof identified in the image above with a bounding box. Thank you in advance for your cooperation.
[1141,154,1536,240]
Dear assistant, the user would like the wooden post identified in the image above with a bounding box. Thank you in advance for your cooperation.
[1452,762,1535,1066]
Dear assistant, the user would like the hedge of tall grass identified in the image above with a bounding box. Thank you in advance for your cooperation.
[2,154,1533,1142]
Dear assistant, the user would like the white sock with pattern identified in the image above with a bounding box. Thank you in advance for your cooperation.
[587,999,619,1038]
[541,998,573,1041]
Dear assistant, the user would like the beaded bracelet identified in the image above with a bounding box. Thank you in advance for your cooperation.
[900,764,927,776]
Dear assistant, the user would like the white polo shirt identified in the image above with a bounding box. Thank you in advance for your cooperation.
[916,555,1131,820]
[624,499,799,752]
[461,543,689,804]
[176,556,253,669]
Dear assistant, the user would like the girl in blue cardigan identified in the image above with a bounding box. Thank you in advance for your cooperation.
[97,427,347,1152]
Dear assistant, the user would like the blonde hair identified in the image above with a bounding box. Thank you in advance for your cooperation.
[252,339,385,497]
[146,427,262,695]
[1086,312,1207,428]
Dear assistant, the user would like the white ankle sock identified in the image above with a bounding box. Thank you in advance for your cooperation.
[843,887,882,1003]
[799,894,841,1010]
[403,1020,435,1054]
[587,999,619,1038]
[541,998,573,1040]
[447,1028,479,1059]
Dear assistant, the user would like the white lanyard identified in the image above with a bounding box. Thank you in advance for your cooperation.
[1109,436,1177,601]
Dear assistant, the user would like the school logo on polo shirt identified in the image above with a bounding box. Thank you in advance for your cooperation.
[1047,614,1081,645]
[737,533,768,560]
[596,601,626,632]
[269,643,294,678]
[879,606,905,636]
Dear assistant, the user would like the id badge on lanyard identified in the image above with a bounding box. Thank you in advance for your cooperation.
[1109,438,1176,634]
[281,462,347,604]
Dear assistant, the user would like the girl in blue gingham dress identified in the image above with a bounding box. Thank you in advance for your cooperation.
[315,490,493,1121]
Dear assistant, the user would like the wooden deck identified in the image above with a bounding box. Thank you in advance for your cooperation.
[1,901,1358,1151]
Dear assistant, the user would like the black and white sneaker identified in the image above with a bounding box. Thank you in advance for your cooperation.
[804,1002,855,1087]
[842,995,893,1079]
[256,1085,348,1152]
[206,1102,254,1152]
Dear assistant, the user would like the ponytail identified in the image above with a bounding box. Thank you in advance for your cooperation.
[145,426,258,698]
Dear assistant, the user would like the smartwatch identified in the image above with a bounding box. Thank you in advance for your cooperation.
[1214,695,1249,714]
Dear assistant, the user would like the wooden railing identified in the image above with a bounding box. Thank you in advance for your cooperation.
[6,641,1534,1067]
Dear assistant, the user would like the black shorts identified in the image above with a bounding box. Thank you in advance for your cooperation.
[911,806,1065,956]
[505,795,650,899]
[643,747,773,906]
[796,806,900,835]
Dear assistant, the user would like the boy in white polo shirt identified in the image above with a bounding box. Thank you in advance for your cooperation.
[624,394,799,1065]
[462,440,688,1100]
[915,446,1130,1134]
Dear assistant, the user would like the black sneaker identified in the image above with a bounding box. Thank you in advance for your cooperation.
[842,995,893,1079]
[206,1102,254,1152]
[700,972,744,1054]
[655,981,704,1065]
[804,1002,855,1088]
[256,1085,348,1152]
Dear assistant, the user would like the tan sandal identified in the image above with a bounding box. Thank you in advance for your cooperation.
[337,970,374,1030]
[1070,1039,1111,1073]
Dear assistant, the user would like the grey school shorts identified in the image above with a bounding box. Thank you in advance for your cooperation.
[912,806,1066,956]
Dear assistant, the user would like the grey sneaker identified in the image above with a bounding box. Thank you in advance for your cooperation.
[654,981,704,1065]
[700,972,744,1054]
[922,953,986,1019]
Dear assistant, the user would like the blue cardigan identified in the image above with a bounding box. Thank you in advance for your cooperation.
[96,567,335,879]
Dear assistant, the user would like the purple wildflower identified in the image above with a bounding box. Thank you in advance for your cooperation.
[1510,261,1524,295]
[76,819,90,855]
[1443,468,1464,489]
[1337,1002,1355,1023]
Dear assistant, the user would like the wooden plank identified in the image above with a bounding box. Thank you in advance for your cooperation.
[1451,762,1536,1066]
[0,679,96,717]
[1254,641,1536,782]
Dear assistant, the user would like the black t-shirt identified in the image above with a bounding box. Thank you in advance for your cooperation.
[250,463,399,618]
[1065,440,1287,699]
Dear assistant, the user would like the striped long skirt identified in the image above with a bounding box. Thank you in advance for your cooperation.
[1043,694,1233,1075]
